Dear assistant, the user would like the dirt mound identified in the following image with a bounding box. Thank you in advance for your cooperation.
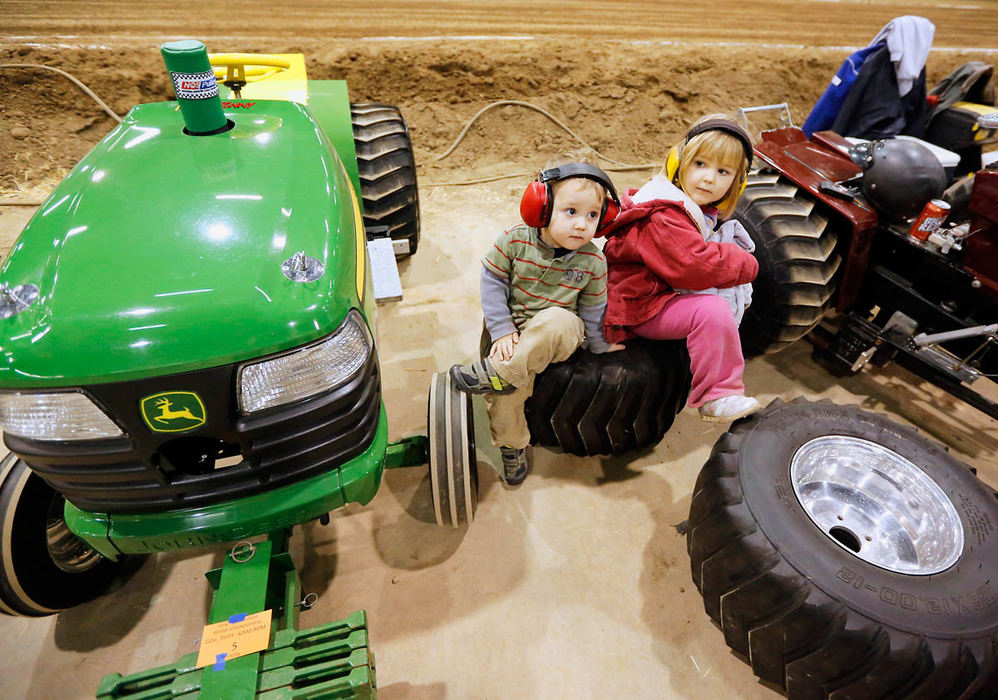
[0,40,991,195]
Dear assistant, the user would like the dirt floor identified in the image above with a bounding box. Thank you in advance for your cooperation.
[2,3,998,699]
[3,1,998,198]
[3,0,996,46]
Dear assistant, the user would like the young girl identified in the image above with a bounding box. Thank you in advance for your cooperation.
[601,116,762,422]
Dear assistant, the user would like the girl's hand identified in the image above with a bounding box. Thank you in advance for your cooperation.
[489,332,520,361]
[718,219,755,252]
[606,343,627,353]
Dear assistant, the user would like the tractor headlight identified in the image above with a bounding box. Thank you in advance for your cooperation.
[0,391,125,441]
[238,309,373,414]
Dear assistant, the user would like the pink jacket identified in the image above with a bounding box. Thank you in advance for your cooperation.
[602,188,758,343]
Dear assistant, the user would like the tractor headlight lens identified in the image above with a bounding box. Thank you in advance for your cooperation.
[0,391,125,441]
[238,309,373,414]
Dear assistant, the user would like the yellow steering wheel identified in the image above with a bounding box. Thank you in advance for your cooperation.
[208,53,291,94]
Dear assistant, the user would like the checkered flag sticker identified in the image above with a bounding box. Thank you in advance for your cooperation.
[170,70,219,100]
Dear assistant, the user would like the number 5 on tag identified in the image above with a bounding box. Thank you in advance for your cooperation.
[196,609,272,669]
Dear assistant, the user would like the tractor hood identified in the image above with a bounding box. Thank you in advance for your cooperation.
[0,101,367,388]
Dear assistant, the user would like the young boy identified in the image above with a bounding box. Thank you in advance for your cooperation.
[450,154,624,487]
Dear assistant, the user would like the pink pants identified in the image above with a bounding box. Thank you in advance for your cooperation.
[632,294,745,407]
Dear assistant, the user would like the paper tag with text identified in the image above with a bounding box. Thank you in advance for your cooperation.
[195,609,273,670]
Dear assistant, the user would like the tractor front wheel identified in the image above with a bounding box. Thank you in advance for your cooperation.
[427,372,478,527]
[0,454,136,616]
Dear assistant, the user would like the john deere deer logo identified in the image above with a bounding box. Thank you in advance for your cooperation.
[140,391,206,433]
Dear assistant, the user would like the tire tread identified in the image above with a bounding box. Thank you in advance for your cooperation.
[351,102,420,256]
[525,340,691,456]
[687,400,998,697]
[735,175,843,357]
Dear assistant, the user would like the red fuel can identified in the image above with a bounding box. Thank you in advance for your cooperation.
[909,199,950,241]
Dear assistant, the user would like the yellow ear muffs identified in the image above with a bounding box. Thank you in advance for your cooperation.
[666,145,681,183]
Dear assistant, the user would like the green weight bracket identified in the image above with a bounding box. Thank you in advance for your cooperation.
[96,530,375,699]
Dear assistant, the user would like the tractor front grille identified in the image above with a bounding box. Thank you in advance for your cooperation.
[5,351,381,514]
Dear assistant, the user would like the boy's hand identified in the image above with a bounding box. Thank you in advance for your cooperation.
[606,343,626,353]
[489,332,519,362]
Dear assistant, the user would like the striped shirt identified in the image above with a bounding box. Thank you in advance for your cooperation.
[482,224,607,330]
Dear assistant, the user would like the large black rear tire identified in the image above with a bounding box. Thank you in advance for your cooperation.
[0,454,135,616]
[735,172,842,356]
[525,340,691,456]
[351,102,420,257]
[687,398,998,698]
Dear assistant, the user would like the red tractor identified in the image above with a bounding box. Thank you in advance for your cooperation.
[735,107,998,418]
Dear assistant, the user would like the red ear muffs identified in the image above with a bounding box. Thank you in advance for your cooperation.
[519,163,621,232]
[601,198,620,230]
[519,179,551,229]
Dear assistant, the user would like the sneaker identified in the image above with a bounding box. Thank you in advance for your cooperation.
[449,358,516,395]
[698,394,762,423]
[499,446,529,487]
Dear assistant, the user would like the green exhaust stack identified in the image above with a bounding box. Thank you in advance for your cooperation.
[160,39,228,135]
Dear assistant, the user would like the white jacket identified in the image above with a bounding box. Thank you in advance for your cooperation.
[692,219,755,326]
[869,15,935,97]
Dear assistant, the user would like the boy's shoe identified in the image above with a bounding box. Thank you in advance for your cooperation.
[449,358,516,395]
[698,394,762,423]
[499,446,530,487]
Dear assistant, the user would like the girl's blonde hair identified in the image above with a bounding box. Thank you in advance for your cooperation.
[664,116,751,219]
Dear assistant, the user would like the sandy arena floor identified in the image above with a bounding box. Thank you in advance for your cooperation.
[2,3,998,699]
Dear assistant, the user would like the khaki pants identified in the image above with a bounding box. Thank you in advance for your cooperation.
[486,307,585,449]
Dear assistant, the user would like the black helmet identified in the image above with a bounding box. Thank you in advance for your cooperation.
[848,139,947,220]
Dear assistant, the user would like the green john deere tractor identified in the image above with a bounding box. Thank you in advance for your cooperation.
[0,40,475,698]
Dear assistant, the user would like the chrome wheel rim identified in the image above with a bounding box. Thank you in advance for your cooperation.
[46,498,103,574]
[790,436,963,575]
